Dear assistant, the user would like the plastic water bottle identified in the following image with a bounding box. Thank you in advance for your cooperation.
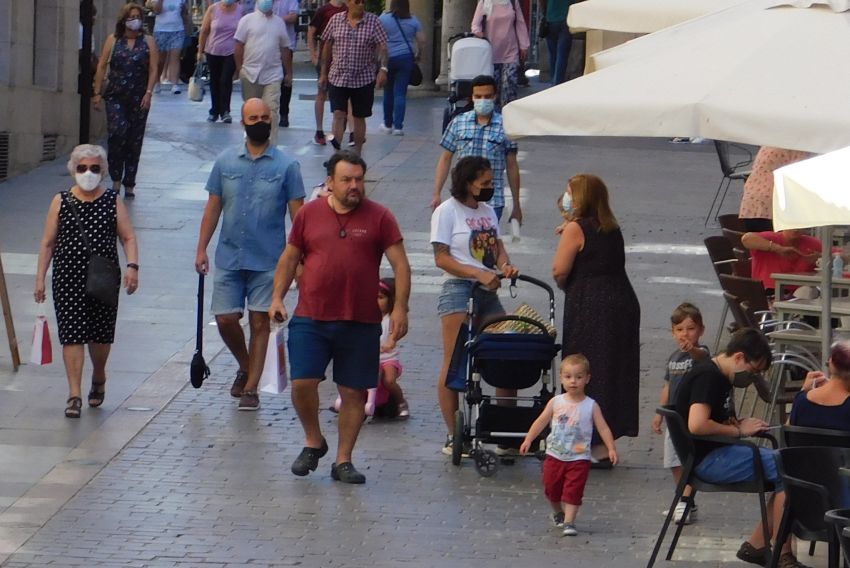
[833,252,844,278]
[510,218,521,243]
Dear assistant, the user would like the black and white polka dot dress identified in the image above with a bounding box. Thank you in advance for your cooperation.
[52,190,120,345]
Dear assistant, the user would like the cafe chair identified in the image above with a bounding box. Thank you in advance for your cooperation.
[718,213,749,233]
[782,425,850,449]
[826,510,850,568]
[647,406,777,568]
[705,141,752,227]
[705,236,738,351]
[770,447,850,568]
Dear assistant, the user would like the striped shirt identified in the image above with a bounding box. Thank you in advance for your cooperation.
[321,12,388,88]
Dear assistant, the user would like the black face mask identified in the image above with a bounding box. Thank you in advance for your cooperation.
[474,187,495,202]
[244,121,271,143]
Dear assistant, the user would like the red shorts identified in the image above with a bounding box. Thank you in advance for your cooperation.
[542,456,591,506]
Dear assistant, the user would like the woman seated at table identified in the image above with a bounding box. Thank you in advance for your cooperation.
[789,340,850,431]
[741,229,821,296]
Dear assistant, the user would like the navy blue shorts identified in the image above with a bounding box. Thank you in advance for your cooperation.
[287,316,381,390]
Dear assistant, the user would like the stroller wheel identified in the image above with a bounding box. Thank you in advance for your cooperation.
[474,449,498,477]
[452,410,464,466]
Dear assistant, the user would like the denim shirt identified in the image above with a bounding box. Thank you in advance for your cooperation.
[206,143,306,271]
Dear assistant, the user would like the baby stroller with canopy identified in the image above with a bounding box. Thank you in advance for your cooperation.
[448,275,561,476]
[441,33,494,132]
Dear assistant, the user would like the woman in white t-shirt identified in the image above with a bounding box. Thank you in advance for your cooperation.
[150,0,190,94]
[430,156,520,455]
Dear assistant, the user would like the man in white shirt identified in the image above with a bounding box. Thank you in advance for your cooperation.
[274,0,300,128]
[234,0,293,143]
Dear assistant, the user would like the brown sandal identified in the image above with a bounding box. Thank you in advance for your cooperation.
[65,396,82,418]
[88,382,106,408]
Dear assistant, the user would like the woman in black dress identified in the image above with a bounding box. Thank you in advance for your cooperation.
[35,145,139,418]
[552,174,640,457]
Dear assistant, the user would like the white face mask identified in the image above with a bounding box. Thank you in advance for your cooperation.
[75,171,102,192]
[125,18,143,31]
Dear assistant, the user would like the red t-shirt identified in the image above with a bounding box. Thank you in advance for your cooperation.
[750,231,821,290]
[288,197,403,323]
[310,2,347,37]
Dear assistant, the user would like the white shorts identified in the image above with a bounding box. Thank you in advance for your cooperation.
[663,428,682,469]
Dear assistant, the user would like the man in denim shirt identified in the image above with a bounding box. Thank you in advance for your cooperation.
[195,98,306,411]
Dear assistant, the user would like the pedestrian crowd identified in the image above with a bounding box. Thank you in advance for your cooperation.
[31,2,840,566]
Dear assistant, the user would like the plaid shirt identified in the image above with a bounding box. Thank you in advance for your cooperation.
[440,110,518,209]
[321,12,388,88]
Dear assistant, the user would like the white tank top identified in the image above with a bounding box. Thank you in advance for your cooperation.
[545,394,595,462]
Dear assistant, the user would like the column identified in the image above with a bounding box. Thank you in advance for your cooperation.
[435,0,476,87]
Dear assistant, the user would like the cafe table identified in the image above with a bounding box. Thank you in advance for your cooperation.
[772,272,850,301]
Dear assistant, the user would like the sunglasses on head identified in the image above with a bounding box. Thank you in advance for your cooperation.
[76,164,102,174]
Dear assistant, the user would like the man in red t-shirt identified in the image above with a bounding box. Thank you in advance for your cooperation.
[741,229,821,293]
[307,0,347,145]
[270,150,411,484]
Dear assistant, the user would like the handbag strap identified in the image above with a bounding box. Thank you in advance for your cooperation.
[392,15,415,58]
[196,273,205,351]
[64,193,93,256]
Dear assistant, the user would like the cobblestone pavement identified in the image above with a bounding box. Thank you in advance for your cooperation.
[0,60,823,567]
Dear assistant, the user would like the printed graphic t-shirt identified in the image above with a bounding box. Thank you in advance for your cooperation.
[430,198,500,278]
[545,394,596,463]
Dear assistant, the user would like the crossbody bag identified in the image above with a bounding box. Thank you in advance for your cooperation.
[65,194,122,308]
[392,15,423,86]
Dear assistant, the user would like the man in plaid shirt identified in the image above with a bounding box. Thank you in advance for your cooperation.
[430,75,523,224]
[319,0,388,155]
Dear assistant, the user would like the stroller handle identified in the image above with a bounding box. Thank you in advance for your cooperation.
[472,273,556,303]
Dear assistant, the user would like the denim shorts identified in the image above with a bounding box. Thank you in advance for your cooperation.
[695,445,783,491]
[287,316,381,390]
[210,268,275,316]
[154,31,185,52]
[437,278,505,317]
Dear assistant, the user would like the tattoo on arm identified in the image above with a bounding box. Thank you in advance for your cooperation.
[432,243,450,259]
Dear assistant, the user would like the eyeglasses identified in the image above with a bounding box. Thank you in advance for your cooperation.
[75,164,102,174]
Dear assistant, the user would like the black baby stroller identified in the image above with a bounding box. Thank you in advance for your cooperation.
[441,33,494,132]
[448,275,561,476]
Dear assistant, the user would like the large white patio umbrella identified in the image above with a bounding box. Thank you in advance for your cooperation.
[568,0,745,34]
[773,146,850,360]
[503,0,850,155]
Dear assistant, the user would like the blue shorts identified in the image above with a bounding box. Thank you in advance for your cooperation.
[695,445,783,491]
[437,278,505,318]
[287,316,381,390]
[210,268,275,316]
[155,31,185,52]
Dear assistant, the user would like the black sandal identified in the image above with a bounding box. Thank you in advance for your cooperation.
[88,382,106,408]
[65,396,82,418]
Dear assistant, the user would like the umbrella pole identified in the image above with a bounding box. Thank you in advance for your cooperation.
[820,227,833,370]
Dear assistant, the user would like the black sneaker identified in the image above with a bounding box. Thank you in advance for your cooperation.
[736,541,768,566]
[279,115,289,128]
[331,139,341,150]
[347,132,355,147]
[331,461,365,484]
[291,437,328,476]
[551,512,565,527]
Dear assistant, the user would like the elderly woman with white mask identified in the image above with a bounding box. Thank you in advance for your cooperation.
[34,144,139,418]
[471,0,529,110]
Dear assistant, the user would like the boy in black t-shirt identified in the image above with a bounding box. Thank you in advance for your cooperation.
[674,328,810,568]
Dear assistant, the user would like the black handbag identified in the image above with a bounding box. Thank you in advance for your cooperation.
[393,15,423,86]
[66,194,121,308]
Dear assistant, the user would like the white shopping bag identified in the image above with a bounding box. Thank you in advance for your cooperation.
[29,306,53,366]
[188,65,205,102]
[259,325,288,394]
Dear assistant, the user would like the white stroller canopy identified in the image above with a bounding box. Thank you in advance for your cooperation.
[450,37,494,82]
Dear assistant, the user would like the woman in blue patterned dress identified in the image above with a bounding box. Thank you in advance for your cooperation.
[92,3,158,199]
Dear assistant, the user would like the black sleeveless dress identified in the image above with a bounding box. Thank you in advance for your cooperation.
[52,190,120,345]
[561,218,641,439]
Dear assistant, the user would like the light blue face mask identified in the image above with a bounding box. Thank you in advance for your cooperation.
[222,0,236,5]
[473,98,495,116]
[257,0,274,12]
[561,191,574,214]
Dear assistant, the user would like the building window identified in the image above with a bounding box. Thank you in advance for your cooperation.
[0,1,11,85]
[33,0,64,90]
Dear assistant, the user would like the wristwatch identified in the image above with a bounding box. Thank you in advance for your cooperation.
[127,263,139,270]
[380,66,388,72]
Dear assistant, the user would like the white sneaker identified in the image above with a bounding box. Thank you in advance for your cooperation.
[392,129,404,136]
[153,83,162,94]
[665,501,698,524]
[562,524,578,536]
[378,124,392,134]
[172,84,182,94]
